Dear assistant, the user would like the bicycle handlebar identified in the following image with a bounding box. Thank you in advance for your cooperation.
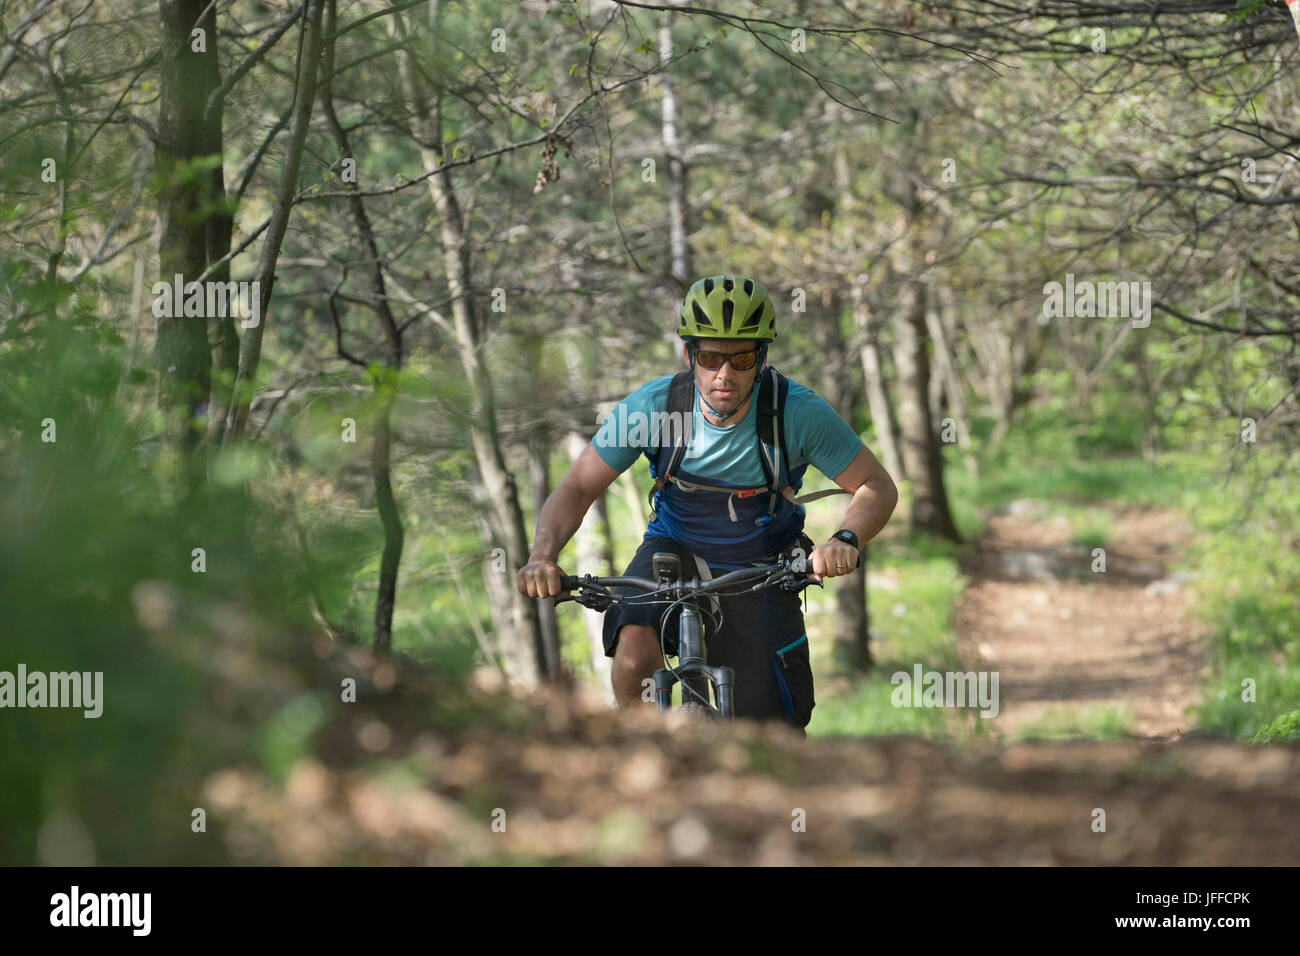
[553,557,821,609]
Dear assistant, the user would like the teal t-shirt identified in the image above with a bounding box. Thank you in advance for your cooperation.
[592,372,865,568]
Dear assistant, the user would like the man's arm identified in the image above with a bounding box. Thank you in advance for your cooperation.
[517,442,622,597]
[808,446,898,580]
[827,445,898,545]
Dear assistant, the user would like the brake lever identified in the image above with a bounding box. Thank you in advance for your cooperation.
[554,587,616,611]
[782,574,823,593]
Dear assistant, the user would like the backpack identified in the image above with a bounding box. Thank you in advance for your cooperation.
[643,366,850,526]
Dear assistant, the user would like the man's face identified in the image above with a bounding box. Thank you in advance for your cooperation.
[683,338,767,419]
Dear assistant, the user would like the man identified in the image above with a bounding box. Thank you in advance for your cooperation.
[517,275,897,734]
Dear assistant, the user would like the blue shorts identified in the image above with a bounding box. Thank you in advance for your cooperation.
[601,534,815,730]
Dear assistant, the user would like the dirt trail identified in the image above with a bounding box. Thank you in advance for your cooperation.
[206,686,1300,866]
[956,502,1211,739]
[196,508,1300,866]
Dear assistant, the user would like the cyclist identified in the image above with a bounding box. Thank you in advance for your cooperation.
[517,275,898,734]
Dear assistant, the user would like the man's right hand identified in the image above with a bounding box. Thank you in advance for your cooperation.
[517,558,566,598]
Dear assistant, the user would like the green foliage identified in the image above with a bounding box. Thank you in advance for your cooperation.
[1195,659,1300,739]
[1183,460,1300,739]
[1252,710,1300,744]
[0,279,348,864]
[256,693,329,784]
[1069,509,1112,550]
[1011,706,1133,742]
[1225,0,1271,25]
[959,414,1205,514]
[809,544,966,738]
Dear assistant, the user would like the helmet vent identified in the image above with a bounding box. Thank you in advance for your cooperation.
[739,302,764,332]
[723,277,734,292]
[703,277,715,295]
[721,298,734,327]
[743,278,754,296]
[692,300,713,329]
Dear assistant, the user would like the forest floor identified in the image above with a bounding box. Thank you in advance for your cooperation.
[206,682,1300,865]
[202,501,1300,865]
[953,501,1211,740]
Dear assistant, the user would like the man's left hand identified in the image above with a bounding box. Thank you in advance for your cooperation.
[808,541,860,582]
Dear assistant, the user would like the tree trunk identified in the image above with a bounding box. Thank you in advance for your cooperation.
[224,0,325,442]
[1133,340,1162,463]
[156,0,221,486]
[893,280,961,541]
[567,432,615,703]
[320,0,405,650]
[809,285,872,674]
[927,326,945,432]
[880,107,959,542]
[468,476,532,680]
[205,128,238,450]
[838,542,872,672]
[853,296,904,482]
[527,427,563,676]
[839,122,903,486]
[392,6,547,685]
[370,404,403,650]
[659,9,690,358]
[928,285,977,479]
[660,13,690,282]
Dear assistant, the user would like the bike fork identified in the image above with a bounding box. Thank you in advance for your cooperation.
[652,663,735,717]
[651,598,736,718]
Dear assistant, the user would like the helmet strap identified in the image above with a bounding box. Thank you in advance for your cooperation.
[698,389,732,422]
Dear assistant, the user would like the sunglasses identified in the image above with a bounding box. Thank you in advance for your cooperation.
[690,344,764,372]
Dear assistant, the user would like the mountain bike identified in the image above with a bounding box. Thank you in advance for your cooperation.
[555,552,821,720]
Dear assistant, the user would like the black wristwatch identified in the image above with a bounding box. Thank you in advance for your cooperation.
[830,529,860,551]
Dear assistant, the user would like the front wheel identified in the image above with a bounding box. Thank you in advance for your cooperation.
[679,672,712,713]
[678,698,713,721]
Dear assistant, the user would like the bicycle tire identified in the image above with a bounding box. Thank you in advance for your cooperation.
[678,699,713,720]
[680,672,712,711]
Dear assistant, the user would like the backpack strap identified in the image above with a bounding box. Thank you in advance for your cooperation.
[755,366,790,519]
[689,551,723,624]
[645,370,695,522]
[758,366,856,518]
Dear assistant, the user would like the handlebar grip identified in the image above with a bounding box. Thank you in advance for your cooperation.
[560,575,579,591]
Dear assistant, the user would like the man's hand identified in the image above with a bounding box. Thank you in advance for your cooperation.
[808,541,860,582]
[517,557,566,598]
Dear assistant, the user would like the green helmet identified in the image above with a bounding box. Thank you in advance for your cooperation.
[677,275,777,342]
